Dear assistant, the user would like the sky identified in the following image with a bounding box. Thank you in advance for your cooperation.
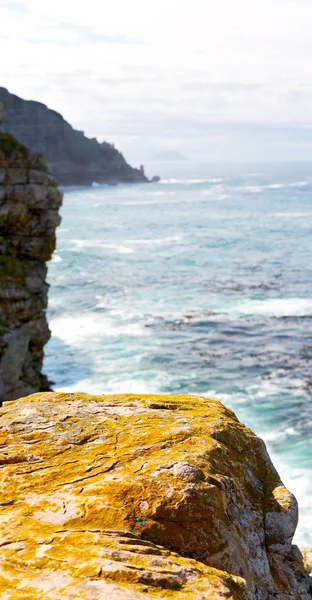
[1,0,312,162]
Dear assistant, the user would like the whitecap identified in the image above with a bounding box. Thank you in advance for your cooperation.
[234,298,312,318]
[266,183,285,189]
[159,178,223,185]
[287,180,309,187]
[56,378,151,395]
[151,191,177,196]
[54,372,171,396]
[273,212,312,218]
[107,244,135,255]
[71,240,134,254]
[201,190,229,200]
[238,181,309,193]
[240,185,262,193]
[51,254,63,263]
[50,314,148,345]
[265,181,309,190]
[125,235,182,246]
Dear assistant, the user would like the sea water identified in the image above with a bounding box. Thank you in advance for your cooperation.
[45,162,312,545]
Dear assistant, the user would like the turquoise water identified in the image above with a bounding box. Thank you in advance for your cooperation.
[45,163,312,545]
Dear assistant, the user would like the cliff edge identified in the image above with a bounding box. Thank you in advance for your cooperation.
[0,102,63,401]
[0,392,310,599]
[0,87,148,186]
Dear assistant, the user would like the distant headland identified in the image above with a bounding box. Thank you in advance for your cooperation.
[0,87,155,186]
[151,149,188,161]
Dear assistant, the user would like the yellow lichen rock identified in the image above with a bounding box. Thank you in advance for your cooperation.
[0,393,310,599]
[302,549,312,575]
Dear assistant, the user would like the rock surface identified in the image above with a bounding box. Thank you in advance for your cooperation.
[0,87,148,186]
[0,131,62,401]
[0,392,310,599]
[303,549,312,575]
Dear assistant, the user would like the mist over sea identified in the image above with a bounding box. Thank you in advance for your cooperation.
[45,162,312,545]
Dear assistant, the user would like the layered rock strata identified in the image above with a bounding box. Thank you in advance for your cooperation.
[0,87,148,186]
[0,392,310,599]
[0,131,62,401]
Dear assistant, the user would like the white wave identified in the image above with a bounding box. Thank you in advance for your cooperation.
[151,190,177,196]
[51,254,63,263]
[159,178,223,185]
[72,240,134,254]
[238,181,310,193]
[273,212,312,218]
[106,244,134,255]
[125,235,182,246]
[265,181,309,190]
[50,314,148,345]
[201,190,229,200]
[56,378,152,396]
[266,183,285,189]
[234,298,312,318]
[205,373,308,413]
[55,373,169,396]
[241,185,262,193]
[288,180,309,187]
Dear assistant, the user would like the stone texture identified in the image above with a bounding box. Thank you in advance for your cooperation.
[0,132,62,401]
[0,392,310,599]
[0,87,149,186]
[302,549,312,575]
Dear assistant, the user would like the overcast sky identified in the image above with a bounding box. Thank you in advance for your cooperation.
[1,0,312,161]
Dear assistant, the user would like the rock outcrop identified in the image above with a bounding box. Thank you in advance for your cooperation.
[0,392,310,599]
[303,549,312,575]
[0,125,62,401]
[0,87,148,186]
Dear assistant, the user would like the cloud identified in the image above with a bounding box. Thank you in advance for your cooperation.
[1,0,312,159]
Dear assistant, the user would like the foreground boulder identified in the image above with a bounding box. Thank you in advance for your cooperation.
[0,132,62,401]
[0,393,310,599]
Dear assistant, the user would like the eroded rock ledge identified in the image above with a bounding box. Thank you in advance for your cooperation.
[0,392,310,599]
[0,132,62,401]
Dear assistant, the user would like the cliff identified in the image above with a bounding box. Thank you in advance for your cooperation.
[0,116,63,401]
[0,392,310,599]
[0,87,148,186]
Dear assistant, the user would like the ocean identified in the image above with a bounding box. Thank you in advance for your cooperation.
[45,162,312,546]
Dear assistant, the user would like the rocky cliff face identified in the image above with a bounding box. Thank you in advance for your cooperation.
[0,99,4,123]
[0,120,62,401]
[0,392,310,599]
[0,87,148,186]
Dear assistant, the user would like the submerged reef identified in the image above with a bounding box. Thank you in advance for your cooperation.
[0,117,62,401]
[0,392,310,599]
